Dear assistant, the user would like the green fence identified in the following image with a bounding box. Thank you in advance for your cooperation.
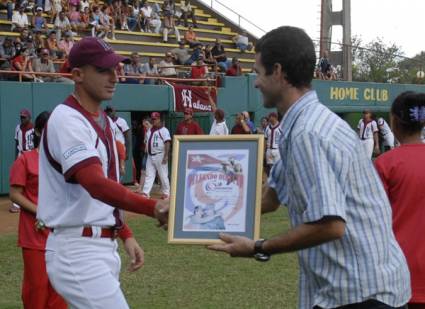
[2,78,425,194]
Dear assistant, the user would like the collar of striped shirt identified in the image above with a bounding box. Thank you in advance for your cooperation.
[279,90,318,140]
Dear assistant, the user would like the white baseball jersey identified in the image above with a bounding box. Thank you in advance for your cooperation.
[264,123,282,150]
[15,123,34,153]
[112,116,129,145]
[209,120,229,136]
[377,118,392,136]
[37,95,120,228]
[357,119,378,140]
[146,126,171,155]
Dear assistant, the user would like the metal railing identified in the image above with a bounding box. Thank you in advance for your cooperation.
[203,0,266,36]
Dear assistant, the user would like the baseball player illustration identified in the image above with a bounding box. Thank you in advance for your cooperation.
[105,105,130,176]
[377,116,395,150]
[15,109,35,158]
[36,37,169,309]
[357,109,380,158]
[141,112,171,199]
[264,112,282,175]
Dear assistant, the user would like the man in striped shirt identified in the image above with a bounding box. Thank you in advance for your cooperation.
[209,26,410,309]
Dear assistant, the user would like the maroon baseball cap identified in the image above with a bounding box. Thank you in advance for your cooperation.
[68,37,129,69]
[184,107,193,115]
[151,112,161,119]
[20,109,31,117]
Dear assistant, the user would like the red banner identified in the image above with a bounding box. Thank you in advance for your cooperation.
[170,83,217,113]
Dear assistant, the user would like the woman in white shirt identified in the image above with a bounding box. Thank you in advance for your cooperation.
[210,108,228,136]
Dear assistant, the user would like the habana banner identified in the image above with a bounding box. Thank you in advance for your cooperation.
[168,83,217,112]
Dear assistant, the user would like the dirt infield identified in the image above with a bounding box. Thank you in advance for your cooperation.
[0,184,162,236]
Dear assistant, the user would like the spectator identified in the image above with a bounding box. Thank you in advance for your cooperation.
[90,6,103,37]
[123,52,145,84]
[69,0,80,11]
[126,4,138,31]
[80,6,91,29]
[100,5,116,40]
[358,109,380,158]
[175,107,204,135]
[54,10,71,42]
[256,116,268,134]
[211,38,227,71]
[208,92,228,135]
[375,91,425,309]
[185,43,202,65]
[68,5,85,32]
[58,31,74,57]
[33,48,73,83]
[18,28,33,45]
[112,0,126,31]
[32,7,48,33]
[33,30,46,51]
[159,52,177,77]
[0,0,14,20]
[242,111,256,133]
[226,57,242,76]
[141,56,159,84]
[231,113,251,134]
[141,112,171,200]
[162,0,181,43]
[50,0,62,22]
[0,37,16,70]
[184,25,200,48]
[377,116,395,151]
[232,30,250,52]
[105,105,131,177]
[23,40,36,59]
[148,10,161,33]
[317,50,336,80]
[203,44,215,67]
[178,0,197,27]
[170,41,190,65]
[46,31,63,59]
[191,55,207,83]
[139,2,152,32]
[79,0,89,12]
[264,112,282,175]
[11,6,29,32]
[11,48,37,82]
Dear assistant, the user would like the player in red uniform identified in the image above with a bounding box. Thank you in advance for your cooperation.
[375,91,425,309]
[175,107,204,135]
[9,111,67,309]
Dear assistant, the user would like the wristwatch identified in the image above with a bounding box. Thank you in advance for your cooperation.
[253,239,271,262]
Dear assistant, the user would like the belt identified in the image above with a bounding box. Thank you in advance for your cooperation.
[82,226,119,239]
[150,152,162,156]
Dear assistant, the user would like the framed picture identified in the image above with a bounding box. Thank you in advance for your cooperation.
[168,135,264,244]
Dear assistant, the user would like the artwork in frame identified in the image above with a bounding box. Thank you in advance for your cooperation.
[168,135,264,244]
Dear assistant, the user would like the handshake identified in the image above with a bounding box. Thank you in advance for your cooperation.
[153,199,170,229]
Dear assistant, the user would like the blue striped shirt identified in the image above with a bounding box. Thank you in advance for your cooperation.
[269,90,411,309]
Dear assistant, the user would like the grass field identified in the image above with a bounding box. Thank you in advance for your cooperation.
[0,207,299,309]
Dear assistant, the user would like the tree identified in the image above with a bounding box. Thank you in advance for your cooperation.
[351,36,404,83]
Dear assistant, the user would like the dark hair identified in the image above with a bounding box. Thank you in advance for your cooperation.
[215,109,225,122]
[33,111,50,148]
[255,26,316,88]
[391,91,425,134]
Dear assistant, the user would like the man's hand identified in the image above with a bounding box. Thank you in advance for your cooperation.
[374,146,381,156]
[208,233,255,257]
[161,156,168,165]
[154,199,169,229]
[123,237,144,272]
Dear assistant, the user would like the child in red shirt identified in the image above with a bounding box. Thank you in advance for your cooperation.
[375,91,425,309]
[9,111,67,309]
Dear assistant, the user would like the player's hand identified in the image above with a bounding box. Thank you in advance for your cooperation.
[373,146,381,156]
[161,156,168,165]
[123,237,144,272]
[208,233,255,257]
[154,199,169,229]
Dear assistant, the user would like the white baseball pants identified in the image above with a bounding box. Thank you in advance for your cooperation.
[266,149,280,165]
[361,139,374,158]
[45,227,129,309]
[142,153,170,197]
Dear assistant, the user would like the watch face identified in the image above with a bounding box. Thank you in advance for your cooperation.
[254,253,270,262]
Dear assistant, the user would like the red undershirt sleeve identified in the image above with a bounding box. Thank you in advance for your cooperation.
[118,223,134,241]
[74,163,157,217]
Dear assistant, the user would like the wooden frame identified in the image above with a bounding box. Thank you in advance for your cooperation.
[168,135,264,244]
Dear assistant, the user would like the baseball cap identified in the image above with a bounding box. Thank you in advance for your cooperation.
[68,37,129,69]
[268,112,278,119]
[151,112,161,119]
[20,109,31,118]
[36,6,43,11]
[41,49,49,55]
[184,107,193,115]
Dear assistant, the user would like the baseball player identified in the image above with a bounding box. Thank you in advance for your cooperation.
[15,109,35,158]
[9,111,67,309]
[141,112,171,199]
[377,116,395,150]
[264,112,282,175]
[36,37,169,309]
[105,105,130,176]
[175,107,204,135]
[357,110,380,158]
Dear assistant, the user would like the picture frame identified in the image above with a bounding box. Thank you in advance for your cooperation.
[168,135,264,244]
